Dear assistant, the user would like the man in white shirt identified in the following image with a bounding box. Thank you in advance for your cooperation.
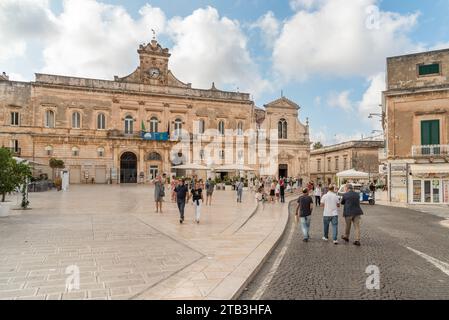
[321,185,340,244]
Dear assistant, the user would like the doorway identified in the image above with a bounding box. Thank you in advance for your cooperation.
[279,164,288,179]
[120,152,137,183]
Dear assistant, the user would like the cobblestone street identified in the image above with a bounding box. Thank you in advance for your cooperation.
[241,202,449,300]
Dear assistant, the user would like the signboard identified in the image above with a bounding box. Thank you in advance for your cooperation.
[390,164,407,173]
[141,131,169,141]
[379,164,388,174]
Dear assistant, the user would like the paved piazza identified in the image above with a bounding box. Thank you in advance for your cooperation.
[0,185,289,300]
[241,202,449,300]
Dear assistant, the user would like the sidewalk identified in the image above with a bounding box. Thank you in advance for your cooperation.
[0,185,292,300]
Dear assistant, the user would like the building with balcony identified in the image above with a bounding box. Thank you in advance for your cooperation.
[310,140,384,186]
[0,38,310,184]
[384,48,449,204]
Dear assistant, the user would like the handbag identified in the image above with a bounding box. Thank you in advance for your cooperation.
[160,186,165,197]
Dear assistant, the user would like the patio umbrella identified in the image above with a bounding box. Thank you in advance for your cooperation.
[172,163,209,170]
[214,164,256,172]
[13,157,46,166]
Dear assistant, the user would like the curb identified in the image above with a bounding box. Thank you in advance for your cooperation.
[205,194,296,300]
[230,196,296,299]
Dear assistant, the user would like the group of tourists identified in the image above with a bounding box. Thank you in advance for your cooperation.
[296,183,364,246]
[152,174,303,224]
[153,174,217,224]
[254,177,300,204]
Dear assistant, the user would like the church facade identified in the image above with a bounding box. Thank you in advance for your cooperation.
[0,38,310,184]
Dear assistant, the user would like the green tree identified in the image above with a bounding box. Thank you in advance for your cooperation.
[0,148,32,203]
[313,142,324,150]
[49,158,65,179]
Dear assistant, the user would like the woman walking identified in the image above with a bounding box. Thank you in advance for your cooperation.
[154,175,165,213]
[191,181,204,224]
[314,184,322,206]
[270,181,276,203]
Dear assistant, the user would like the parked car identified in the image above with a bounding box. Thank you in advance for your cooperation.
[337,183,375,205]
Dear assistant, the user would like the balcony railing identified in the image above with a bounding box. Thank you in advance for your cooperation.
[412,145,449,157]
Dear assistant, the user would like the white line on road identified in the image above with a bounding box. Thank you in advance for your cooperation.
[406,247,449,277]
[251,215,297,300]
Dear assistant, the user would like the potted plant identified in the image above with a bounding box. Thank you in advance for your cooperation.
[0,148,32,216]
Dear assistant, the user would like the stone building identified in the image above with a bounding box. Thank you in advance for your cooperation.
[384,48,449,204]
[310,140,384,186]
[0,38,310,184]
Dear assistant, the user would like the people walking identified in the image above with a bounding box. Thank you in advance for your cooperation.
[321,185,340,244]
[341,184,364,246]
[174,179,189,224]
[296,188,314,242]
[191,182,204,224]
[236,178,244,203]
[280,178,285,203]
[153,175,165,213]
[205,178,215,206]
[269,181,276,203]
[314,184,322,206]
[171,177,177,202]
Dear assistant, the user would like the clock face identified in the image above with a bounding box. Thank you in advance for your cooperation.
[147,68,160,79]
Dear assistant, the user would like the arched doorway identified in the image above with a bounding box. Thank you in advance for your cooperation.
[279,164,288,179]
[120,152,137,183]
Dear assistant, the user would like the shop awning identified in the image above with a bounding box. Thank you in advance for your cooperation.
[410,164,449,175]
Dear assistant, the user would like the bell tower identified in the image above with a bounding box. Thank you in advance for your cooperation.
[137,36,171,86]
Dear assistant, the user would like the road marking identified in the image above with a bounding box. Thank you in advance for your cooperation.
[251,215,296,300]
[406,247,449,277]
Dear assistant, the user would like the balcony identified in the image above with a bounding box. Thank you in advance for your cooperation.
[412,145,449,157]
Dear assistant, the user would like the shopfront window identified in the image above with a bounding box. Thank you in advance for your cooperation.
[413,180,422,203]
[424,180,431,203]
[432,180,440,203]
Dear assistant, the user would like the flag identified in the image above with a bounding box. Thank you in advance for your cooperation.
[141,120,146,132]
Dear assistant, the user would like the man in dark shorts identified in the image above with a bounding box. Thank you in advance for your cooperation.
[296,188,314,242]
[174,179,189,224]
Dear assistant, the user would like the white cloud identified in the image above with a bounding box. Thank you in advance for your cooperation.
[314,96,321,105]
[358,72,385,130]
[41,0,166,80]
[327,90,353,111]
[310,126,364,146]
[274,0,420,81]
[289,0,326,11]
[167,6,271,97]
[250,11,280,48]
[0,1,270,98]
[0,0,56,62]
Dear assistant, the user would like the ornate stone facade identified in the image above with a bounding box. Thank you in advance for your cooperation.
[0,39,310,183]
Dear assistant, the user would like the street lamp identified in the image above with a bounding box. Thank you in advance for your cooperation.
[368,113,382,119]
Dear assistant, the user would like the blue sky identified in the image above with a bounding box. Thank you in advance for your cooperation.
[2,0,449,145]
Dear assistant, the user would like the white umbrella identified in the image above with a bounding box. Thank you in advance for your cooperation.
[336,169,369,178]
[173,163,209,170]
[214,164,256,172]
[13,157,45,166]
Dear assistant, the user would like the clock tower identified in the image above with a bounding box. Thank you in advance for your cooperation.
[115,37,190,88]
[137,39,170,85]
